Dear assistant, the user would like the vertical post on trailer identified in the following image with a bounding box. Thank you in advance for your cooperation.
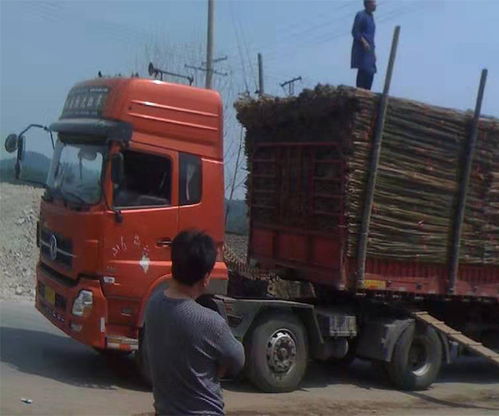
[448,69,488,293]
[356,26,400,288]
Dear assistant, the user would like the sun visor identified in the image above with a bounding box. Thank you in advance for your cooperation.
[49,119,132,144]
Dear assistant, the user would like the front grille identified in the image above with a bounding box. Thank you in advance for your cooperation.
[39,262,78,288]
[40,228,74,268]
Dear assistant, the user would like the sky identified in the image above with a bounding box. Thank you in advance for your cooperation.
[1,0,498,196]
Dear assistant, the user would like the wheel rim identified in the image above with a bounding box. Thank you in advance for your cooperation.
[266,329,297,375]
[408,340,430,376]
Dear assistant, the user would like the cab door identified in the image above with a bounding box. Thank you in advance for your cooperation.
[102,143,178,326]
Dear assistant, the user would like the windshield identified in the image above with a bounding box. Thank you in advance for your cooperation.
[46,140,105,205]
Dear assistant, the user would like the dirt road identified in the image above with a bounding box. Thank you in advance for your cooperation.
[1,300,498,416]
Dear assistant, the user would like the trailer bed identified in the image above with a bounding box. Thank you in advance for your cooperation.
[236,86,499,300]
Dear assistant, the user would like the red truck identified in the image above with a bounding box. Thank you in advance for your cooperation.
[5,74,498,394]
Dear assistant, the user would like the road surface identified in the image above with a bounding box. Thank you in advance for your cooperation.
[1,300,498,416]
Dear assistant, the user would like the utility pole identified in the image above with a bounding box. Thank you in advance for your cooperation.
[280,76,302,96]
[205,0,215,89]
[257,53,264,96]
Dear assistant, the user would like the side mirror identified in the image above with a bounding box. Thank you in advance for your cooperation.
[4,134,18,153]
[17,135,25,160]
[15,136,25,179]
[5,124,51,186]
[111,153,124,185]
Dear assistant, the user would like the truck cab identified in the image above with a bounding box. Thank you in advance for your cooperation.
[27,77,226,352]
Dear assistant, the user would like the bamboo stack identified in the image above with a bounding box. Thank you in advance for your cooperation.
[235,85,499,266]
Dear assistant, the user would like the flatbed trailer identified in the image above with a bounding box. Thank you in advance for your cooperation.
[219,243,499,392]
[220,68,498,392]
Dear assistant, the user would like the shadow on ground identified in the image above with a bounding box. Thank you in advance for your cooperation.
[2,324,498,411]
[0,326,149,392]
[224,357,499,397]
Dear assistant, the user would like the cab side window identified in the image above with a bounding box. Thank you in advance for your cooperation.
[114,150,171,207]
[179,153,201,205]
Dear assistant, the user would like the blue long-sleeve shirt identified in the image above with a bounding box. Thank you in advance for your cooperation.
[351,10,376,74]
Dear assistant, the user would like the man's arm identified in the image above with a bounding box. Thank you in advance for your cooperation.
[213,319,245,378]
[352,12,370,51]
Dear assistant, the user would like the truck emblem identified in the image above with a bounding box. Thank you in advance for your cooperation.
[49,234,58,261]
[139,253,150,273]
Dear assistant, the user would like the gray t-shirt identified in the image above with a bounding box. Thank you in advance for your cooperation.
[145,291,245,416]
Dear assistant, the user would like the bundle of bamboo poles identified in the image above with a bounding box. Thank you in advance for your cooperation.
[235,85,499,265]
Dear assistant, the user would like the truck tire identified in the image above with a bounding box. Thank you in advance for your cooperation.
[386,325,442,391]
[135,328,152,387]
[245,312,308,393]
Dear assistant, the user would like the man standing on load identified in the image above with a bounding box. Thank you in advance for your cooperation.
[351,0,377,90]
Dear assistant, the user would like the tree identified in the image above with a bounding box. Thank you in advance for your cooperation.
[136,37,248,202]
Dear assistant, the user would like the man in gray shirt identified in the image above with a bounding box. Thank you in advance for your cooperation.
[145,230,245,416]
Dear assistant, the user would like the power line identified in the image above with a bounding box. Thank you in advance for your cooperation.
[230,2,251,94]
[215,1,424,118]
[235,10,258,92]
[222,0,371,64]
[263,4,412,66]
[275,1,365,45]
[185,63,228,77]
[261,2,424,71]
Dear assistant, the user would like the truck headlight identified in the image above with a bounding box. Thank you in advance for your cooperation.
[72,290,93,317]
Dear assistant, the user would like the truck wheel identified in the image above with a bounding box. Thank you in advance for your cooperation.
[135,328,152,387]
[386,325,442,391]
[246,313,308,393]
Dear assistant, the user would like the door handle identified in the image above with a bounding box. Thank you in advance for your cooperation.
[156,238,172,247]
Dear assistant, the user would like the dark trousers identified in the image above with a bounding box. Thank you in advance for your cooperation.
[356,69,374,90]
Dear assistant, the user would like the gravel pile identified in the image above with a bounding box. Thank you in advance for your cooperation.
[224,233,248,261]
[0,183,251,302]
[0,183,43,300]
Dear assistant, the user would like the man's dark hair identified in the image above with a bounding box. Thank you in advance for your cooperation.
[171,229,217,286]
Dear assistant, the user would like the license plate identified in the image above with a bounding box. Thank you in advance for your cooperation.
[45,286,56,306]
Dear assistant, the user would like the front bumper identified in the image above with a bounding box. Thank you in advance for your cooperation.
[35,263,107,349]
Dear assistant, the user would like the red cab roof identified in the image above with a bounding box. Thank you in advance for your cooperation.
[65,78,223,160]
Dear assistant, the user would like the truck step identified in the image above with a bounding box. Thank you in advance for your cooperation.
[411,311,499,367]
